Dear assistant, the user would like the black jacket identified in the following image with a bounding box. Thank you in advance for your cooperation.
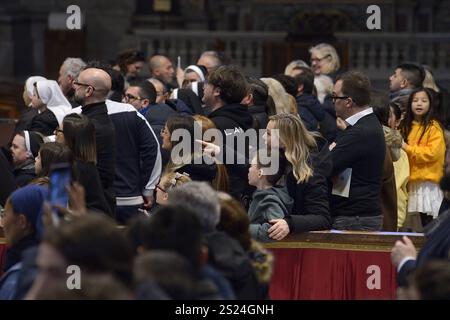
[284,143,332,233]
[144,103,178,146]
[319,95,338,143]
[13,159,36,187]
[0,151,16,206]
[106,101,161,206]
[248,104,268,131]
[176,158,217,184]
[205,231,262,299]
[79,102,116,215]
[75,160,112,217]
[330,112,386,218]
[15,108,38,133]
[209,103,254,199]
[296,94,325,132]
[28,109,58,136]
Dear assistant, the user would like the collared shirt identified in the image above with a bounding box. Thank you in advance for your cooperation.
[345,107,374,126]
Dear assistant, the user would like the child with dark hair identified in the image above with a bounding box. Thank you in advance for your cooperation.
[401,88,446,230]
[247,149,293,242]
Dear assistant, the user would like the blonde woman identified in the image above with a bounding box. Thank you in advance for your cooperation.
[155,171,192,205]
[263,113,331,240]
[309,43,340,77]
[260,78,297,115]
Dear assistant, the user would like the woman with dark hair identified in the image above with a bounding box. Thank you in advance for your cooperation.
[161,115,220,187]
[57,113,112,217]
[32,142,74,186]
[115,48,146,82]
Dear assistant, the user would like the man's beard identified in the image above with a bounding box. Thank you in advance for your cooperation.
[439,171,450,191]
[73,92,86,106]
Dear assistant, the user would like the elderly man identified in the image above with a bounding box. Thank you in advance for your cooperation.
[58,57,86,108]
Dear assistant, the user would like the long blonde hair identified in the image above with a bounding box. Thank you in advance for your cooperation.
[260,78,296,115]
[269,113,317,183]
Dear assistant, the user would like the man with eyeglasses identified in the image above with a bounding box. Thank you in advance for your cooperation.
[328,71,386,231]
[73,64,162,225]
[122,81,157,116]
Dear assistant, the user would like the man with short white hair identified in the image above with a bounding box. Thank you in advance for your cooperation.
[58,57,86,107]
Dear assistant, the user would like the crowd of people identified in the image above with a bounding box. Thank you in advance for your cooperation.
[0,43,449,300]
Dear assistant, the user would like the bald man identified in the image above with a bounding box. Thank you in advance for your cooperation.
[148,55,176,91]
[197,51,222,73]
[72,67,117,217]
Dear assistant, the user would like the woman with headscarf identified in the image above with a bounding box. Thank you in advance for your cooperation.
[15,76,47,133]
[0,185,47,299]
[28,80,72,136]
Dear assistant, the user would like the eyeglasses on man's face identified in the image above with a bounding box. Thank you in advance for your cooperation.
[331,94,350,103]
[124,93,144,102]
[73,81,96,91]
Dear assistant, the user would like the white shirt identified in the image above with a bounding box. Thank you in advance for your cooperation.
[345,107,374,126]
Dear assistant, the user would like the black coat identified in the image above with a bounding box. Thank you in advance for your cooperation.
[284,142,332,233]
[248,104,268,131]
[13,160,36,187]
[0,151,16,206]
[205,231,263,299]
[81,102,116,215]
[29,109,58,136]
[75,160,112,217]
[319,95,338,143]
[209,103,254,199]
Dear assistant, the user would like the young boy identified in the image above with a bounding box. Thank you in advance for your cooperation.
[247,149,293,242]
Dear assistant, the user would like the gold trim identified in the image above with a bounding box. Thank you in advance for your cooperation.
[264,242,393,252]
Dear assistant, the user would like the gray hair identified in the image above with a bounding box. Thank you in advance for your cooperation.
[309,43,340,74]
[168,182,220,232]
[62,57,86,79]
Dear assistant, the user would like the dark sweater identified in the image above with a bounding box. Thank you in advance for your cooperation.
[29,109,58,136]
[209,103,254,199]
[81,102,116,215]
[75,160,112,217]
[284,144,332,233]
[330,113,386,218]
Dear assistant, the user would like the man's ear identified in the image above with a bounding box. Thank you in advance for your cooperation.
[199,244,209,267]
[400,78,408,89]
[213,87,221,98]
[297,84,304,94]
[68,74,74,84]
[142,99,150,108]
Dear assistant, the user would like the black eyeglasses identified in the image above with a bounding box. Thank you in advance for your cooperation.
[124,93,144,101]
[332,95,350,103]
[311,54,331,63]
[73,81,96,91]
